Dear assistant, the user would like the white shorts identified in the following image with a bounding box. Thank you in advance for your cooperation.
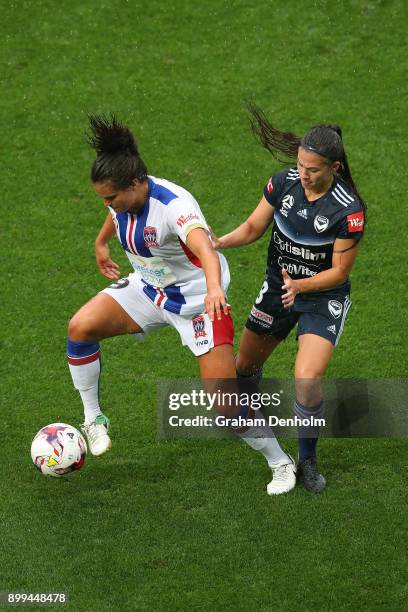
[101,275,234,357]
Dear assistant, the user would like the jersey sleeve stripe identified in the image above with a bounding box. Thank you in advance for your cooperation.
[335,184,355,202]
[286,170,300,181]
[332,190,350,207]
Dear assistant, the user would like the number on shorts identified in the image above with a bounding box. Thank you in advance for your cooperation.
[255,280,268,305]
[109,278,130,290]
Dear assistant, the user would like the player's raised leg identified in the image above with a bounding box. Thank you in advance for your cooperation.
[294,333,334,492]
[67,293,143,456]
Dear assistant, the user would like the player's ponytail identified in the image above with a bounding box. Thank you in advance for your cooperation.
[87,114,148,189]
[247,103,300,163]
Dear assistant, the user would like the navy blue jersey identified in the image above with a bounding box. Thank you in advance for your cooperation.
[263,168,364,294]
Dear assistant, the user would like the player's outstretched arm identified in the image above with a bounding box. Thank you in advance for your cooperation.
[95,213,120,280]
[211,197,275,250]
[186,227,229,322]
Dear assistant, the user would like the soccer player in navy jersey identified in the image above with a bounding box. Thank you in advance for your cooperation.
[66,114,298,496]
[213,105,366,493]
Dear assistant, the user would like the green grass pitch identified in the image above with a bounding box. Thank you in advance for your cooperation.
[1,1,407,610]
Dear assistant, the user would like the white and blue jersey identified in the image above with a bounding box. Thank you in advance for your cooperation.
[109,176,230,316]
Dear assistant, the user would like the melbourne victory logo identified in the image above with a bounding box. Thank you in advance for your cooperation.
[314,215,329,233]
[143,226,160,248]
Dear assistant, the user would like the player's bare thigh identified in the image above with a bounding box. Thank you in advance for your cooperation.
[294,333,334,405]
[68,293,143,341]
[236,328,281,374]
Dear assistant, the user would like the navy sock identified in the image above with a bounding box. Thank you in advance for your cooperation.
[298,436,317,461]
[294,400,325,461]
[67,338,101,363]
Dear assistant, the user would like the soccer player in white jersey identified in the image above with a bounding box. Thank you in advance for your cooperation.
[66,115,296,495]
[212,105,366,493]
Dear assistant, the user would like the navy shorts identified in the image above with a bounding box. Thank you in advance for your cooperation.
[245,278,352,346]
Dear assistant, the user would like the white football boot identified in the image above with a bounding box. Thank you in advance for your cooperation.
[81,414,111,456]
[267,455,296,495]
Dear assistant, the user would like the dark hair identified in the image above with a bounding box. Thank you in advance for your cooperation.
[87,114,148,189]
[248,103,367,218]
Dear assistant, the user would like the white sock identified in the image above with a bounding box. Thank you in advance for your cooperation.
[237,416,289,467]
[67,339,103,425]
[78,386,103,425]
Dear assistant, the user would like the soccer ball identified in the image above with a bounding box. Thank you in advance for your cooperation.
[31,423,87,477]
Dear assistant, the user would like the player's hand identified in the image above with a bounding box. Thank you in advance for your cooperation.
[208,227,222,250]
[281,269,299,308]
[95,242,120,280]
[204,287,231,322]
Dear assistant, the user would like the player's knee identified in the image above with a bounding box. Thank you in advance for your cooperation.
[235,353,260,376]
[295,373,322,406]
[68,313,97,342]
[295,361,326,379]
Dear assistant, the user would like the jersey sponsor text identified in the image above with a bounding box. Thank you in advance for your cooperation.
[250,306,274,325]
[278,257,317,277]
[274,232,326,261]
[177,213,200,228]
